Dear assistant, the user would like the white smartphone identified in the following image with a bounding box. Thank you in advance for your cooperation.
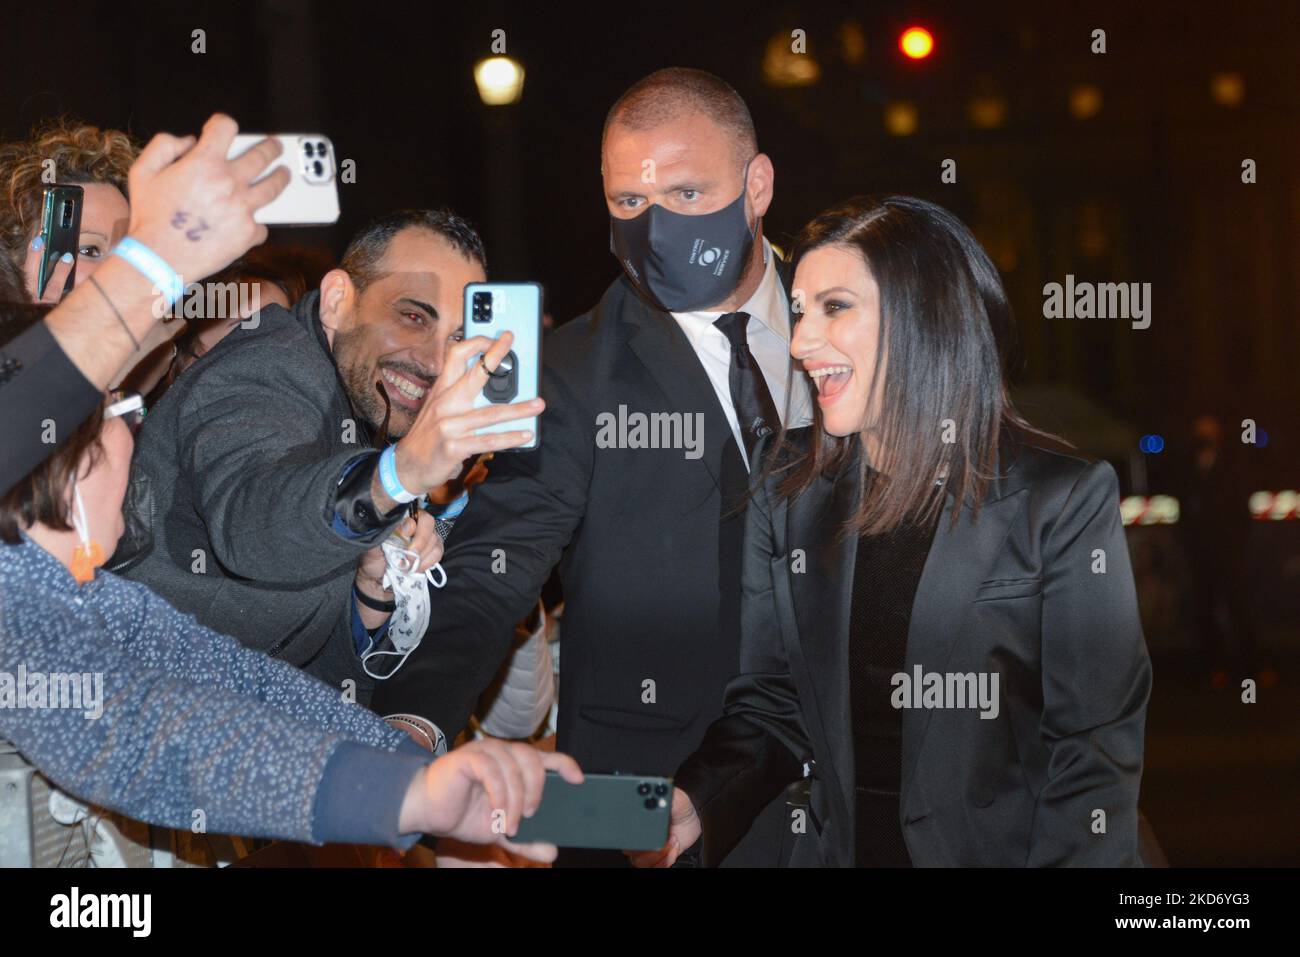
[227,134,340,225]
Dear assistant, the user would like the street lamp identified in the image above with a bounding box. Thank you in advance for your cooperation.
[474,56,525,105]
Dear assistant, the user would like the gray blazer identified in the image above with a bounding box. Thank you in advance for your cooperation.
[115,292,393,696]
[676,428,1153,866]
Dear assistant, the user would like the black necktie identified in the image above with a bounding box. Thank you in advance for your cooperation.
[714,311,780,463]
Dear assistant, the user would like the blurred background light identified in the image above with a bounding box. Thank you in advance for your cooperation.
[1210,70,1245,106]
[474,56,525,105]
[1140,434,1165,453]
[1250,490,1299,521]
[1069,83,1103,120]
[899,26,934,60]
[884,100,919,135]
[839,20,868,67]
[762,31,822,87]
[969,94,1008,130]
[1121,495,1181,525]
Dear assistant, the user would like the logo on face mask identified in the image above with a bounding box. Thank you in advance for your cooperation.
[609,158,757,312]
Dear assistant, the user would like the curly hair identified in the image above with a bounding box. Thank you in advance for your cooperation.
[0,243,26,302]
[0,118,138,264]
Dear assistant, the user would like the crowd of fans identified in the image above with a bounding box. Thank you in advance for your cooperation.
[0,114,574,864]
[1,66,1156,869]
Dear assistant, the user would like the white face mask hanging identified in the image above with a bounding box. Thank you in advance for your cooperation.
[359,540,446,681]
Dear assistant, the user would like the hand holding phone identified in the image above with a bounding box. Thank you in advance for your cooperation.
[389,332,543,498]
[27,249,76,305]
[463,282,542,451]
[513,771,674,851]
[627,786,701,867]
[226,134,340,225]
[34,185,83,300]
[402,739,584,862]
[124,114,291,287]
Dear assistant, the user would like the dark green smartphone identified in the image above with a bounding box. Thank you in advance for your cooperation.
[512,771,672,851]
[36,185,83,299]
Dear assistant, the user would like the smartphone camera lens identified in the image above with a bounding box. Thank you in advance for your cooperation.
[60,202,73,229]
[472,291,493,323]
[654,783,668,797]
[637,782,651,796]
[301,141,331,182]
[644,798,657,810]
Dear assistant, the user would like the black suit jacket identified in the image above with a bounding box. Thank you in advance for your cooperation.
[676,428,1152,866]
[116,293,392,695]
[0,307,101,497]
[373,267,800,865]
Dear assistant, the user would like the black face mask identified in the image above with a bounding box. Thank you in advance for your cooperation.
[609,161,757,313]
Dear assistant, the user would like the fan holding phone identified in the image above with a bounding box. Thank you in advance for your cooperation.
[0,114,305,496]
[0,120,135,305]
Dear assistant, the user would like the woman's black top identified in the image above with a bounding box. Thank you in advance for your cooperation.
[847,489,938,868]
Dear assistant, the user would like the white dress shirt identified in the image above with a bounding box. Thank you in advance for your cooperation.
[670,238,813,469]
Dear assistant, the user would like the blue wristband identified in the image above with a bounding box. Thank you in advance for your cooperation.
[112,237,185,306]
[434,490,470,520]
[378,445,418,504]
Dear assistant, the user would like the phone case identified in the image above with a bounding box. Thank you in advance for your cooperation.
[512,772,673,851]
[464,282,541,451]
[227,134,340,225]
[36,186,83,298]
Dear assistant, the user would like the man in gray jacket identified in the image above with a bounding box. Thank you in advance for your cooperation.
[117,209,541,724]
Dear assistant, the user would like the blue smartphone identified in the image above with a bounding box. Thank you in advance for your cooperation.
[464,282,541,451]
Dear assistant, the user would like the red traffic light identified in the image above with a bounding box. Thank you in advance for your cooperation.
[900,26,934,60]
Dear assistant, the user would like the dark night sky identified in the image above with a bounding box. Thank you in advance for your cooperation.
[4,0,1299,482]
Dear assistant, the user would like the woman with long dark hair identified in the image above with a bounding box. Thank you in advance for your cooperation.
[634,195,1151,867]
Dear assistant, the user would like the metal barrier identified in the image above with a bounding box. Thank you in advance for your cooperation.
[0,738,217,867]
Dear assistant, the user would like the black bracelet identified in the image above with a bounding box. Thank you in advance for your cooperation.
[87,274,141,350]
[353,583,396,613]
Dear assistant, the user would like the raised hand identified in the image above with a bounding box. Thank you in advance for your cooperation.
[387,331,544,497]
[627,787,701,867]
[399,739,583,863]
[125,113,291,284]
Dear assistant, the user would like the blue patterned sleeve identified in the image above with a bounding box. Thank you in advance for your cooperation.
[114,574,411,753]
[0,597,407,843]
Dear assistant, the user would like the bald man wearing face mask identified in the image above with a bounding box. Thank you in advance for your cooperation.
[373,68,812,866]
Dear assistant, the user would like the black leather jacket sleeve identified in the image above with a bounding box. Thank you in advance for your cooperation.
[675,463,805,866]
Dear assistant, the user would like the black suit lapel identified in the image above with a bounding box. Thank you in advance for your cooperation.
[899,479,1028,805]
[620,284,730,490]
[784,465,860,830]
